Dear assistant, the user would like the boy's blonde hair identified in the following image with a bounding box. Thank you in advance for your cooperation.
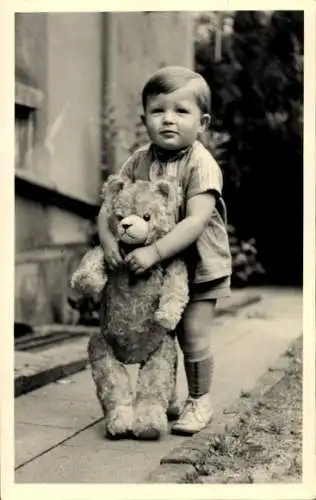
[142,66,211,115]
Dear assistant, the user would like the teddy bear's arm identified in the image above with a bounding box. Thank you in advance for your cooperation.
[70,246,108,301]
[154,259,189,331]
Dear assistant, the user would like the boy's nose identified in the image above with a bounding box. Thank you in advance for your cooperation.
[163,111,175,123]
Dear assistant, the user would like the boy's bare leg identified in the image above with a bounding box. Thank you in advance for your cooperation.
[172,300,216,435]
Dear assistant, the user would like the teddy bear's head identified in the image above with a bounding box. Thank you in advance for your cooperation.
[101,176,180,247]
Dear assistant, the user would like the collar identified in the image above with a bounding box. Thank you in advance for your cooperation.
[151,144,192,163]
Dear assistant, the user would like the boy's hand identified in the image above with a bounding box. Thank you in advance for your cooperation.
[125,245,159,275]
[102,241,124,270]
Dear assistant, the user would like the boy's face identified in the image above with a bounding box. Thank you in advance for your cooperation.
[142,85,210,151]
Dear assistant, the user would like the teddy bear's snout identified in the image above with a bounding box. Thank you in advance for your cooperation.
[118,215,149,244]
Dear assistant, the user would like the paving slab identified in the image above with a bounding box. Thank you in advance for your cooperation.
[15,392,100,429]
[15,423,71,468]
[17,444,164,483]
[15,287,302,483]
[15,368,102,468]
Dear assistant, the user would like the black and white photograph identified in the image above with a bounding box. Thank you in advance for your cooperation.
[1,4,315,499]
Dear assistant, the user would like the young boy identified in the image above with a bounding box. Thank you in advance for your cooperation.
[98,66,232,435]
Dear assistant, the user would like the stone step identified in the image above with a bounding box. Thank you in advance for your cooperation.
[15,324,99,351]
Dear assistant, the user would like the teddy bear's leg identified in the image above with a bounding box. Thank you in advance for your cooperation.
[133,334,177,440]
[88,331,134,439]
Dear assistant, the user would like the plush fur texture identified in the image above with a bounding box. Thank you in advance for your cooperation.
[70,176,189,439]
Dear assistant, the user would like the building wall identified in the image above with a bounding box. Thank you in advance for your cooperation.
[15,198,93,253]
[45,13,102,202]
[103,11,194,170]
[15,13,103,325]
[15,12,102,254]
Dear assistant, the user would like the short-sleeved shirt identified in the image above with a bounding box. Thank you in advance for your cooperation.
[119,140,232,284]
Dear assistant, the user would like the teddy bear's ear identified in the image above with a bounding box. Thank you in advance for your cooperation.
[155,179,180,208]
[100,175,128,200]
[155,179,173,200]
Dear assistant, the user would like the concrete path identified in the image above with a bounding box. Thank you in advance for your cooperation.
[15,287,302,483]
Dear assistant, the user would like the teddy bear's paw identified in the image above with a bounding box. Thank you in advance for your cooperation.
[70,272,107,297]
[132,401,168,440]
[92,275,108,295]
[154,310,178,331]
[105,405,134,439]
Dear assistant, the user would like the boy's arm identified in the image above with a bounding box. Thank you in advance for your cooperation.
[125,191,216,274]
[153,191,216,260]
[153,149,222,262]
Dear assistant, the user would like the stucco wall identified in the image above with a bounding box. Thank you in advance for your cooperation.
[103,12,194,170]
[45,13,102,202]
[15,196,93,253]
[15,13,103,326]
[15,13,103,252]
[15,13,49,167]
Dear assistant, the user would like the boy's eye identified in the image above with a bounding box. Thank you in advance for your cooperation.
[177,108,189,114]
[143,213,151,221]
[151,107,164,114]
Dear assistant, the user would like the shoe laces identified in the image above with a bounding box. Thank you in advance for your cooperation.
[181,398,201,419]
[181,396,211,423]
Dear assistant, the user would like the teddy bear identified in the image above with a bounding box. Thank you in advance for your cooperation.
[70,175,189,440]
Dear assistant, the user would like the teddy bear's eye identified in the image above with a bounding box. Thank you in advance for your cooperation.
[143,213,151,221]
[117,215,124,221]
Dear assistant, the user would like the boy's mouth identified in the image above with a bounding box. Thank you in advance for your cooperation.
[160,130,178,136]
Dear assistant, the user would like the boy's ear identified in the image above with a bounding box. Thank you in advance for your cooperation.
[140,114,146,126]
[200,113,211,131]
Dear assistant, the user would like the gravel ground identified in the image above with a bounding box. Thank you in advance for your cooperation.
[190,338,302,484]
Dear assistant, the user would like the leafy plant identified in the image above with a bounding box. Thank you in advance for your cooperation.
[228,225,265,287]
[195,11,303,285]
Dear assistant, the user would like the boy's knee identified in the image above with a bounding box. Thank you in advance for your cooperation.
[177,314,210,356]
[184,313,205,338]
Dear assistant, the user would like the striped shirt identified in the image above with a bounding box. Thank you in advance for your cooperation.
[119,140,232,284]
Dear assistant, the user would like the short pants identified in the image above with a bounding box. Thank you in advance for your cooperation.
[189,275,231,302]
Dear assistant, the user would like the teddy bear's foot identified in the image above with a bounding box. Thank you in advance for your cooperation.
[105,405,134,439]
[166,398,182,421]
[132,401,168,440]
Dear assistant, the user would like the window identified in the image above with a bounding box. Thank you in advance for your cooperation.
[15,104,35,171]
[15,81,43,172]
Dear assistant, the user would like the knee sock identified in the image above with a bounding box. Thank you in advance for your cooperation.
[184,352,214,399]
